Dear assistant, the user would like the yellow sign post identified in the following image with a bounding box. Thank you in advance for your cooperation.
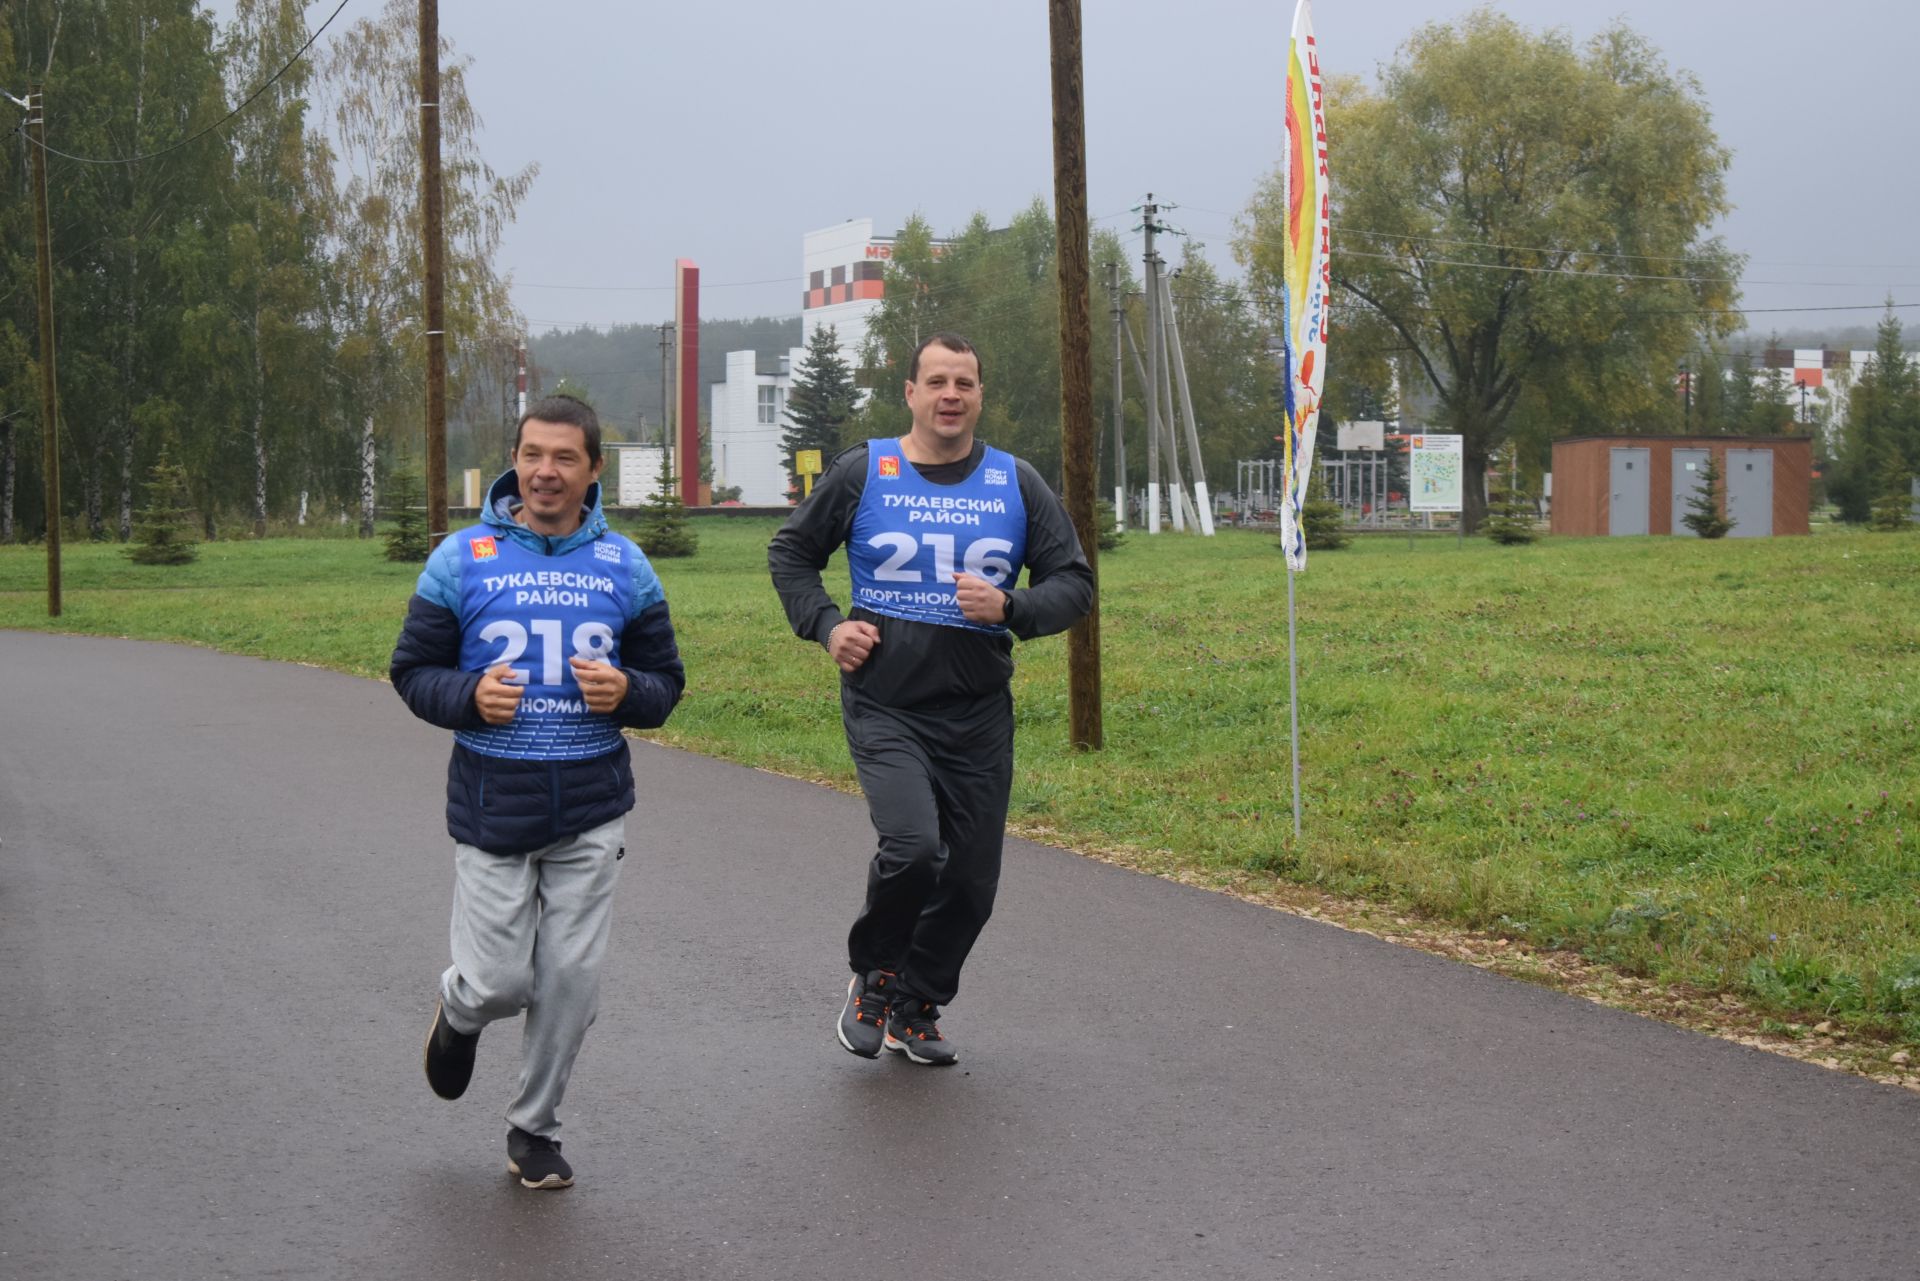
[796,449,822,498]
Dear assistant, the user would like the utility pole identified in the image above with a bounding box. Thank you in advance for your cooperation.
[656,322,675,484]
[1121,315,1183,525]
[26,84,61,616]
[1160,271,1214,535]
[516,340,528,419]
[1107,260,1125,531]
[419,0,449,550]
[1141,199,1162,533]
[1049,0,1101,750]
[1152,255,1193,531]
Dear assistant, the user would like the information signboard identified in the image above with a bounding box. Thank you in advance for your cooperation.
[1408,434,1464,512]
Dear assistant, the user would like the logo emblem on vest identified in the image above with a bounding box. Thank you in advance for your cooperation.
[984,467,1009,486]
[471,535,498,561]
[593,541,622,564]
[878,455,901,478]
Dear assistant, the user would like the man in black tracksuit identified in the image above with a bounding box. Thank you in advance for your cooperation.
[768,332,1093,1066]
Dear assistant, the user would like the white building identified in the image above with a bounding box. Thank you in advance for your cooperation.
[801,217,902,365]
[709,218,930,505]
[710,348,804,505]
[604,443,667,507]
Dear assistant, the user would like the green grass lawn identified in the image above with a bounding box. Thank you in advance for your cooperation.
[4,520,1917,1046]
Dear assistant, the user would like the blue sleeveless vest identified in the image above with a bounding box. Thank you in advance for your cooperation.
[848,439,1027,633]
[450,526,634,760]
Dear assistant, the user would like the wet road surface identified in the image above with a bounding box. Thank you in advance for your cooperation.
[3,631,1916,1280]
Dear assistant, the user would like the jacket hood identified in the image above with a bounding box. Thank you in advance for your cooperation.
[482,467,609,554]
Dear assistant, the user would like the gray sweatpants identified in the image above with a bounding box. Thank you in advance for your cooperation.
[438,816,625,1138]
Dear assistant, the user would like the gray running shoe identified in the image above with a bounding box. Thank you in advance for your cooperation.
[836,969,894,1058]
[884,996,959,1066]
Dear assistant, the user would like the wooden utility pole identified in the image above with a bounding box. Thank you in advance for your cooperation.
[419,0,449,549]
[1049,0,1102,750]
[27,84,61,617]
[657,322,675,479]
[1108,261,1125,531]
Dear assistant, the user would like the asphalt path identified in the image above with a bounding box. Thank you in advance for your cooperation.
[3,631,1917,1281]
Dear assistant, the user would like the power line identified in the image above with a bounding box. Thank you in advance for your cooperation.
[517,275,801,293]
[1180,202,1920,273]
[15,0,352,167]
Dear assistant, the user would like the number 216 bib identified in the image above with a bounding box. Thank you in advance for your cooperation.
[848,440,1027,634]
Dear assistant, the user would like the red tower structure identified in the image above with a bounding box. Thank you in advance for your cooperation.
[674,260,700,506]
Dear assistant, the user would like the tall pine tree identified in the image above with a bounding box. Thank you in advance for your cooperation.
[782,325,856,501]
[1833,307,1920,523]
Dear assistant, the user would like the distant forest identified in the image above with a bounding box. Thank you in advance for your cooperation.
[1730,324,1920,353]
[528,316,803,443]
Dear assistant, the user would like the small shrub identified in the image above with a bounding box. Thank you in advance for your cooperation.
[1298,469,1349,552]
[635,465,697,558]
[382,469,430,563]
[1682,456,1734,539]
[1484,447,1539,545]
[1095,497,1126,552]
[127,448,199,565]
[1867,467,1913,532]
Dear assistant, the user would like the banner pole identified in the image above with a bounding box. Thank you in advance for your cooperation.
[1287,562,1302,840]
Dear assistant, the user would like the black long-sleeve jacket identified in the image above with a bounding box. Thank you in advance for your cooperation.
[768,440,1094,709]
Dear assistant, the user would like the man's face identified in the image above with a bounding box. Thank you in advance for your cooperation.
[513,418,602,534]
[904,345,984,446]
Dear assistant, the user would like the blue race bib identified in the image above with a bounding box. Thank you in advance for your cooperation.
[451,528,634,760]
[848,440,1028,633]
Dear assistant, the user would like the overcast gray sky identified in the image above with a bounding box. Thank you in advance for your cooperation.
[422,1,1917,334]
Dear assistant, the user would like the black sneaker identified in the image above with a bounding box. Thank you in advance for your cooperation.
[836,969,895,1058]
[423,999,480,1100]
[884,996,959,1066]
[507,1127,573,1189]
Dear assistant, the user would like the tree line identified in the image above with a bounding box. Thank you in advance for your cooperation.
[2,0,528,544]
[6,6,1908,545]
[771,199,1283,506]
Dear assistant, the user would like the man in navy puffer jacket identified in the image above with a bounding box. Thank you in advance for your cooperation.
[391,395,684,1190]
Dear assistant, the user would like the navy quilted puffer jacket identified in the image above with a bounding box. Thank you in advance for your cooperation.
[390,470,685,855]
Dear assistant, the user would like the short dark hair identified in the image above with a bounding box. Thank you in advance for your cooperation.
[514,394,602,466]
[908,332,983,384]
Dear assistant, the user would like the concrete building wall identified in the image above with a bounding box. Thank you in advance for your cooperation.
[802,218,888,365]
[710,348,805,506]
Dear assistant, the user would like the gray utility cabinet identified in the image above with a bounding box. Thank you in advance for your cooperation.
[1609,447,1650,536]
[1725,448,1774,538]
[1671,448,1709,536]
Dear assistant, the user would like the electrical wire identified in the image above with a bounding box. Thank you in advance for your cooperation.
[1179,202,1920,273]
[17,0,352,167]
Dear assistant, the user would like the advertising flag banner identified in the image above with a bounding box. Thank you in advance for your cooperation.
[1278,0,1330,572]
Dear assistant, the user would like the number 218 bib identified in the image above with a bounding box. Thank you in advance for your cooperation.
[848,440,1027,634]
[453,529,632,760]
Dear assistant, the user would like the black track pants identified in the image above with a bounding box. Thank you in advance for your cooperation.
[841,683,1015,1006]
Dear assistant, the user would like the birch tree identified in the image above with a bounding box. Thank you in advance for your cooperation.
[320,0,533,535]
[1239,11,1742,529]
